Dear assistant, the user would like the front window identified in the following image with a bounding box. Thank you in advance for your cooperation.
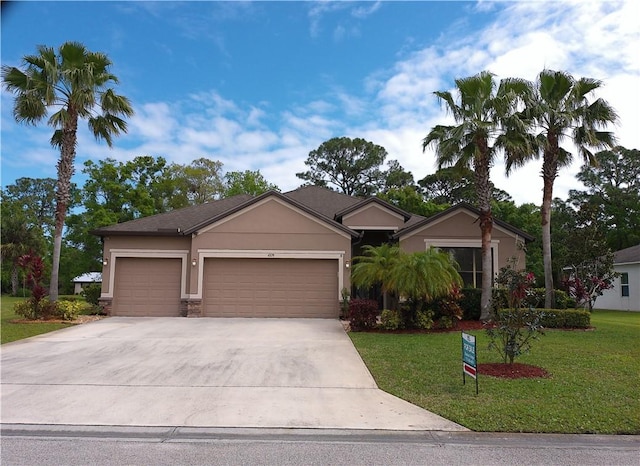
[441,247,492,288]
[621,273,629,297]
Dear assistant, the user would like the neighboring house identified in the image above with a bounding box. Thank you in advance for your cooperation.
[91,186,533,318]
[595,244,640,311]
[72,272,102,295]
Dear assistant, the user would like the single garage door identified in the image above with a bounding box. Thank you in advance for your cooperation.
[203,258,338,318]
[112,258,182,317]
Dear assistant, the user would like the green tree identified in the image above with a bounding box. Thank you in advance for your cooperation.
[503,70,618,308]
[2,178,59,239]
[376,186,446,217]
[384,159,415,190]
[223,170,279,197]
[65,156,174,273]
[0,200,46,295]
[423,71,519,320]
[170,157,225,206]
[2,42,133,301]
[297,137,388,196]
[571,147,639,251]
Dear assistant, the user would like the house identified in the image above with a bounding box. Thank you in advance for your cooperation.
[71,272,102,295]
[91,186,533,318]
[594,244,640,311]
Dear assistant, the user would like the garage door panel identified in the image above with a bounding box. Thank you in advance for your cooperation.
[203,258,338,318]
[113,258,182,317]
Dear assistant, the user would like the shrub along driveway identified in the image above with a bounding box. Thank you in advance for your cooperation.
[1,317,465,431]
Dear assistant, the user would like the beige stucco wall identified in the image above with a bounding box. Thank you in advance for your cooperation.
[100,235,192,296]
[191,198,352,295]
[342,204,405,230]
[399,210,527,271]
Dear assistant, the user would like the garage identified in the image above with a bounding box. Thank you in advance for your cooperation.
[112,258,182,317]
[203,258,338,318]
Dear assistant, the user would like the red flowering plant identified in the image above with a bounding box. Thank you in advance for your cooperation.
[487,259,544,364]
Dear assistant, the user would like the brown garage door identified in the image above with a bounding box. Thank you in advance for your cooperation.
[112,258,182,317]
[203,258,338,318]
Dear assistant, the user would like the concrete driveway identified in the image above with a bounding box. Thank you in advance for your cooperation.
[1,318,466,431]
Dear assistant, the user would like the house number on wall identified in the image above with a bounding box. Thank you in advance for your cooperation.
[267,253,275,257]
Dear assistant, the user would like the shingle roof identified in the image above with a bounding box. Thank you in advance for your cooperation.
[91,194,253,236]
[283,185,362,218]
[91,186,533,242]
[614,244,640,264]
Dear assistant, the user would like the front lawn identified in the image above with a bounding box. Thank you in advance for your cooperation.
[350,310,640,434]
[1,295,80,344]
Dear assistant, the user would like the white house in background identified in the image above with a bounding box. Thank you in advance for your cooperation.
[595,244,640,311]
[72,272,102,295]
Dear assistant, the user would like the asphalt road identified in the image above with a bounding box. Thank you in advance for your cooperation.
[2,426,638,466]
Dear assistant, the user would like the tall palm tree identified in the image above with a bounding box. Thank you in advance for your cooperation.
[502,70,618,308]
[351,243,401,309]
[2,42,133,301]
[423,71,517,320]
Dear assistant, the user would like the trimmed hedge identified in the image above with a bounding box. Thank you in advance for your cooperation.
[495,308,590,329]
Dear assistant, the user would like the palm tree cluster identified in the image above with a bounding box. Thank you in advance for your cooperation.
[423,70,617,318]
[351,244,462,311]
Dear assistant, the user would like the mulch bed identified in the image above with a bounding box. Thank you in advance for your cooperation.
[478,362,550,379]
[10,315,106,325]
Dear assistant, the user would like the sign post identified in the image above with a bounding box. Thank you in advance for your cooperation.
[462,332,478,394]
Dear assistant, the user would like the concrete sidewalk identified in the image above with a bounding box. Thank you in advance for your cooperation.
[1,318,466,431]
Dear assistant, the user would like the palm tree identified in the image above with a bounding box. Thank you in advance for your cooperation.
[2,42,133,301]
[423,71,518,320]
[351,243,401,309]
[388,247,462,303]
[502,70,618,308]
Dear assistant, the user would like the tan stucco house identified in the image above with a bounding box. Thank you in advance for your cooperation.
[92,186,533,318]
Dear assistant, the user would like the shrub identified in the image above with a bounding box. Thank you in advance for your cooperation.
[487,308,545,364]
[82,283,102,306]
[414,308,435,330]
[348,299,379,331]
[379,309,403,330]
[524,288,570,309]
[431,287,463,328]
[13,298,57,320]
[14,299,38,320]
[56,300,83,321]
[493,308,590,328]
[539,309,590,328]
[460,288,481,320]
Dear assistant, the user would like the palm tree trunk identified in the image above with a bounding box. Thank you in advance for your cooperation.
[11,264,19,296]
[541,157,556,310]
[49,117,78,302]
[474,150,493,321]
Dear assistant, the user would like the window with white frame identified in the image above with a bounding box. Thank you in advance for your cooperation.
[440,246,494,288]
[621,273,629,297]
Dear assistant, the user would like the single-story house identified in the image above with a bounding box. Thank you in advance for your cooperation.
[91,186,534,318]
[71,272,102,295]
[594,244,640,311]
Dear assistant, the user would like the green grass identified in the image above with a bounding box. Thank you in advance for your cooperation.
[350,310,640,434]
[1,295,78,344]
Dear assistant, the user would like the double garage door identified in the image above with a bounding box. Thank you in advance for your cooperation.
[203,258,338,318]
[112,257,338,318]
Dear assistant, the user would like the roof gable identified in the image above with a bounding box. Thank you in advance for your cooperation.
[187,190,358,237]
[614,244,640,264]
[394,202,535,242]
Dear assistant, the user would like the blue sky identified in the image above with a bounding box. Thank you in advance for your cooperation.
[2,1,638,205]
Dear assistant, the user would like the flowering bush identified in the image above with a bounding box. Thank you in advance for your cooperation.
[487,260,544,364]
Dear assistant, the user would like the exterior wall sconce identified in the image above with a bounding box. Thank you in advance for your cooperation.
[192,258,197,267]
[345,260,350,269]
[102,258,108,266]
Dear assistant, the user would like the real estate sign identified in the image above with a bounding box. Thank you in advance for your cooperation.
[462,332,478,394]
